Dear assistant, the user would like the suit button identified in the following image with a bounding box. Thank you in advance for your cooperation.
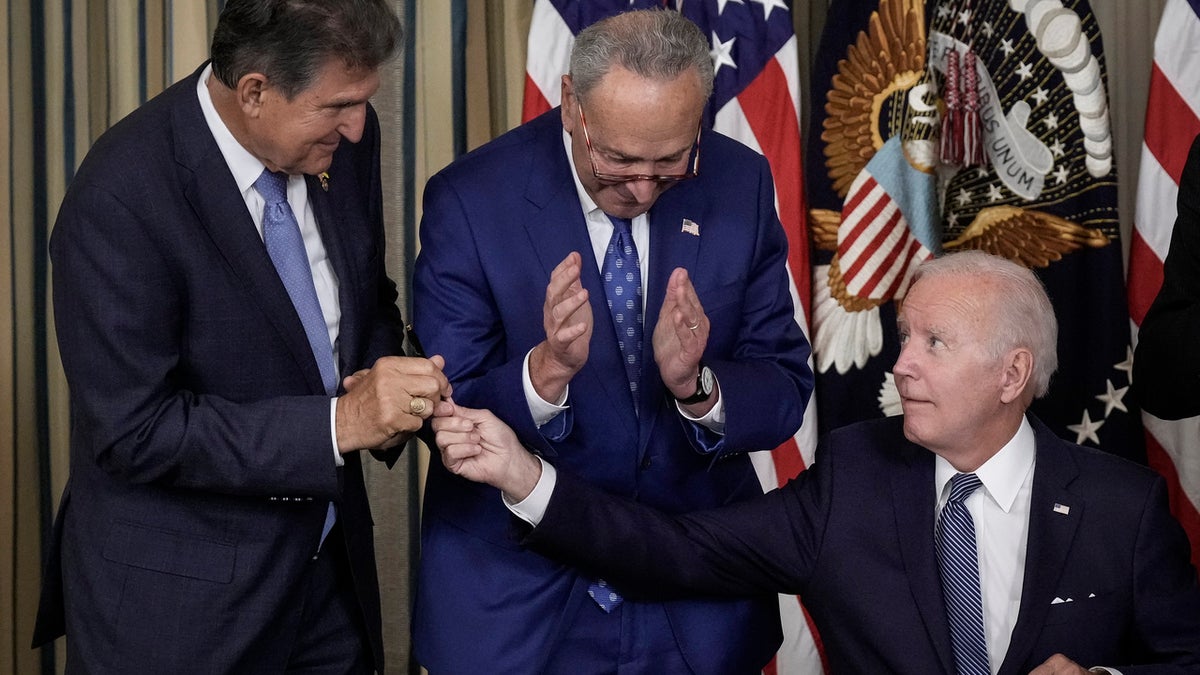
[640,457,652,469]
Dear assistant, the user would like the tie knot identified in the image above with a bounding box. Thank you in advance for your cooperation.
[948,473,982,504]
[255,169,289,206]
[607,214,632,236]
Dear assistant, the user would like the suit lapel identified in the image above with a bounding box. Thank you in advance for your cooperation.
[307,172,362,384]
[891,442,957,675]
[636,194,703,454]
[173,67,326,395]
[998,418,1082,675]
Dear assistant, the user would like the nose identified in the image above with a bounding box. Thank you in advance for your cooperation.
[622,178,660,204]
[338,104,368,143]
[893,342,916,380]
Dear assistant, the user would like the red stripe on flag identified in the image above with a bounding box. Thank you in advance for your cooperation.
[522,74,552,124]
[1128,229,1167,325]
[737,58,810,317]
[879,236,925,301]
[856,210,909,297]
[1143,63,1200,184]
[770,438,807,489]
[1144,429,1200,571]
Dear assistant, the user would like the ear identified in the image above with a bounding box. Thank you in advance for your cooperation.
[560,75,577,132]
[998,348,1033,405]
[236,72,270,118]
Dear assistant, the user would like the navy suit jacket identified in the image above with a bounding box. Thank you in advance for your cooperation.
[528,415,1200,674]
[33,66,405,673]
[412,109,813,672]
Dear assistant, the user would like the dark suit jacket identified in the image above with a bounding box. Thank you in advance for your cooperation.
[412,109,813,672]
[1135,134,1200,419]
[528,415,1200,675]
[33,65,405,673]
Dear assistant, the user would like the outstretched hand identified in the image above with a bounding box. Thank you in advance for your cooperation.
[431,400,542,501]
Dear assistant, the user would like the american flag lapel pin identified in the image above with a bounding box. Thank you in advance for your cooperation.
[681,218,700,236]
[1053,503,1070,515]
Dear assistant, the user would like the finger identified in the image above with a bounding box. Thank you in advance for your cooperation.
[408,396,432,418]
[547,252,582,297]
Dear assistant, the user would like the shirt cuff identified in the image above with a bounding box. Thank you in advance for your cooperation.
[504,456,557,526]
[523,349,569,427]
[676,383,726,434]
[330,398,344,467]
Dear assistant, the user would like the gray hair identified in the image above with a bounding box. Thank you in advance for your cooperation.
[569,9,714,104]
[211,0,402,99]
[911,251,1059,398]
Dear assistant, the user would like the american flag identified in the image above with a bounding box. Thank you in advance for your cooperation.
[523,1,823,672]
[1127,0,1200,568]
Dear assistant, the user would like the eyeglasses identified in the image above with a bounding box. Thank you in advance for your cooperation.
[577,105,701,185]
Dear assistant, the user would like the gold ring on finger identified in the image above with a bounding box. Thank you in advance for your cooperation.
[409,397,428,415]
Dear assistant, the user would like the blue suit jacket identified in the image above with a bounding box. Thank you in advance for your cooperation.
[529,415,1200,675]
[412,109,814,672]
[33,66,405,673]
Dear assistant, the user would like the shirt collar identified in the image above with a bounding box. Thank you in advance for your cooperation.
[934,415,1036,513]
[196,63,270,197]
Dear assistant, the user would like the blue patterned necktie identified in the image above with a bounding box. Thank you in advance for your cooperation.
[255,169,337,396]
[936,472,990,675]
[255,169,338,548]
[587,214,643,613]
[601,215,643,398]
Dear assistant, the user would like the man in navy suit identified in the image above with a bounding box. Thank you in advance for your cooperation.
[32,1,450,672]
[411,9,813,674]
[434,251,1200,675]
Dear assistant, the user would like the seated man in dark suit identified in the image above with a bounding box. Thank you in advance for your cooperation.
[433,250,1200,675]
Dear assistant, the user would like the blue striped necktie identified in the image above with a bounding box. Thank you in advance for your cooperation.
[255,169,338,548]
[936,472,990,675]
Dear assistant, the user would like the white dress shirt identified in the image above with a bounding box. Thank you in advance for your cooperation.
[934,417,1036,675]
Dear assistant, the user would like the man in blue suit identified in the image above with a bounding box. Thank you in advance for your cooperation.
[411,9,813,674]
[434,251,1200,675]
[32,2,450,672]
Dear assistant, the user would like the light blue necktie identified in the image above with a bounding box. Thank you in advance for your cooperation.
[588,215,643,613]
[936,472,990,675]
[255,169,337,548]
[601,215,643,398]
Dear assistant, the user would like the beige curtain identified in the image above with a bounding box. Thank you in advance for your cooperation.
[0,1,1171,673]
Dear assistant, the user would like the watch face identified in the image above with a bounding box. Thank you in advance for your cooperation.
[700,366,714,394]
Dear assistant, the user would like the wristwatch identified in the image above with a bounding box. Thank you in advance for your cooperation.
[675,364,715,405]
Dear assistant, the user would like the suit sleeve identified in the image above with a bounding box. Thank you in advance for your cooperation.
[524,439,832,600]
[413,172,560,454]
[1134,134,1200,419]
[702,152,813,455]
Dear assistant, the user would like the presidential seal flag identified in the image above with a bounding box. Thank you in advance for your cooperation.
[523,1,823,673]
[806,0,1143,462]
[1128,0,1200,567]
